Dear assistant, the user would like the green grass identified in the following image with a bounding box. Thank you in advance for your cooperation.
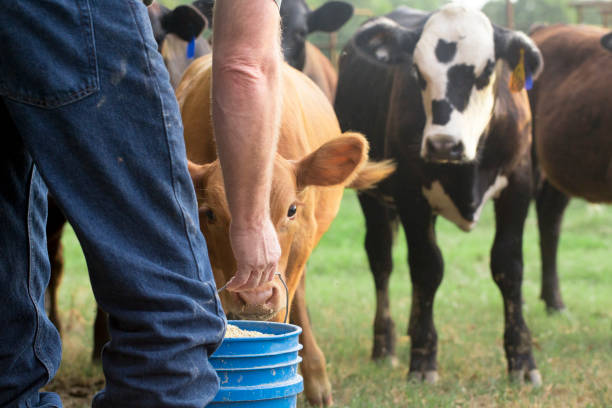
[48,191,611,407]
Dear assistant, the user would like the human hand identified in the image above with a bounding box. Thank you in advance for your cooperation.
[225,218,281,292]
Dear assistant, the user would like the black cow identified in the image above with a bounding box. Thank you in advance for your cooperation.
[334,5,543,384]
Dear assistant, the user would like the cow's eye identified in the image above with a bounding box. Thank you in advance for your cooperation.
[204,208,215,223]
[287,203,298,219]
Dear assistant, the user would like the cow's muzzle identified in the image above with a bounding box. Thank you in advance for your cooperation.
[424,135,465,163]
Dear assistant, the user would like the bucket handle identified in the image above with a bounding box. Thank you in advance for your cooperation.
[217,272,289,324]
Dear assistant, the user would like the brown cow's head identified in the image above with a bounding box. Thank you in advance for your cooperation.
[353,4,543,163]
[188,133,369,321]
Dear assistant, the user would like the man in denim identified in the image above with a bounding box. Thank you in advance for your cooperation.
[0,0,282,406]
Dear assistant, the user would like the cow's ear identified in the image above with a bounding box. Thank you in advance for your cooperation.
[187,160,213,189]
[162,5,207,42]
[353,17,421,65]
[494,26,543,80]
[191,0,214,30]
[307,1,353,34]
[601,32,612,52]
[295,133,368,189]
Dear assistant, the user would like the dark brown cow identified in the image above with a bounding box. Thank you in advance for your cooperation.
[529,24,612,311]
[335,5,543,384]
[177,54,394,406]
[45,1,212,360]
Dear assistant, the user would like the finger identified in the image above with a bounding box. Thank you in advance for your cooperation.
[255,264,273,289]
[225,266,251,291]
[242,267,264,291]
[264,262,277,285]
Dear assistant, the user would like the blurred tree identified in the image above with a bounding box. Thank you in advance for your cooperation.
[482,0,605,31]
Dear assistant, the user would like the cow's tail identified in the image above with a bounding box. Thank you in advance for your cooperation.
[348,159,396,190]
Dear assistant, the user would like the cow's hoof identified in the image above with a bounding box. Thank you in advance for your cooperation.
[407,370,438,384]
[541,293,565,313]
[545,303,566,314]
[509,368,542,387]
[304,377,333,407]
[528,369,543,387]
[371,337,396,362]
[373,355,399,368]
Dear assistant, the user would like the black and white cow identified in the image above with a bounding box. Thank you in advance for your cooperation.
[334,5,543,383]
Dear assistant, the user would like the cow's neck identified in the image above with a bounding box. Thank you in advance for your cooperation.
[421,65,509,231]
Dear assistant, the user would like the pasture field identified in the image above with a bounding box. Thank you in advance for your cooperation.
[45,191,611,407]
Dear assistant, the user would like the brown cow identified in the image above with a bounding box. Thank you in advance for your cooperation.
[529,24,612,311]
[176,54,394,406]
[302,41,338,102]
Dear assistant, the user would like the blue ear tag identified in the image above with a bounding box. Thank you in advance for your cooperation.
[525,74,533,91]
[187,37,196,59]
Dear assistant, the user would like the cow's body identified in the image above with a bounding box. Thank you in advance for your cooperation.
[529,24,612,310]
[302,41,338,102]
[335,5,542,383]
[177,54,393,406]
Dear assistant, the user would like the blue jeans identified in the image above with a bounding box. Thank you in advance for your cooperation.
[0,1,225,407]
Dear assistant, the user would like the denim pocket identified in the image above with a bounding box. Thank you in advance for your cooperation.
[0,0,99,108]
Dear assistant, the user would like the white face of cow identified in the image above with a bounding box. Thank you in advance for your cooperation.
[414,5,497,162]
[352,4,543,164]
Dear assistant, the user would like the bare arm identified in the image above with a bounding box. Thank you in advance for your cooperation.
[212,0,282,291]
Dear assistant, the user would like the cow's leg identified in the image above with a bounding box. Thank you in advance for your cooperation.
[92,307,110,361]
[535,180,569,312]
[397,193,442,383]
[46,196,66,335]
[290,274,331,407]
[492,170,541,386]
[357,192,397,363]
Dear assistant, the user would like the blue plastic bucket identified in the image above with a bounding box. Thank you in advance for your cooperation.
[208,320,304,407]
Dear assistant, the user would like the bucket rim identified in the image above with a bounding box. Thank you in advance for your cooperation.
[210,343,303,359]
[223,320,302,341]
[213,356,302,373]
[212,374,304,402]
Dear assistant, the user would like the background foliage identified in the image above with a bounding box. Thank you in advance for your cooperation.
[160,0,609,57]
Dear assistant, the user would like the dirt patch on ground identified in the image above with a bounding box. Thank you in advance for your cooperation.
[44,376,103,408]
